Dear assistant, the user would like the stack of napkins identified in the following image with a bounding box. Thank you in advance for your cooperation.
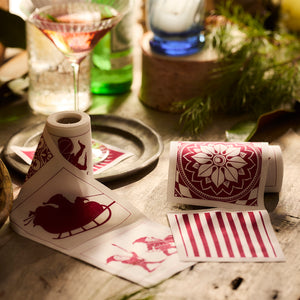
[167,141,285,262]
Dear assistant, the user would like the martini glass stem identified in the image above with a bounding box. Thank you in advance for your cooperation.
[71,61,80,111]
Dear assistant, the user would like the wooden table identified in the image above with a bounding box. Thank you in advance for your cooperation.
[0,5,300,300]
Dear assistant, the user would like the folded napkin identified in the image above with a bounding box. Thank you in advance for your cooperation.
[10,111,193,287]
[167,141,284,262]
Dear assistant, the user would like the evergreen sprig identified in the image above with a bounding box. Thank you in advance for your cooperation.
[175,2,300,134]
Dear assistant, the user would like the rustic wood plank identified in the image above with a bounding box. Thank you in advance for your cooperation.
[0,1,299,299]
[1,90,299,300]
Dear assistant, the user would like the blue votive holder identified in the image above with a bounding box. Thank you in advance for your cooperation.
[147,0,206,56]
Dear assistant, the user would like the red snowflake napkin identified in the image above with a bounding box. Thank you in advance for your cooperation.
[167,142,284,262]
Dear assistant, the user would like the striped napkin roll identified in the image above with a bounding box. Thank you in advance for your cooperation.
[167,142,284,262]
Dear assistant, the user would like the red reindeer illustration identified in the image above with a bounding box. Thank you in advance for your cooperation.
[58,137,87,170]
[106,244,166,273]
[133,235,177,256]
[24,194,114,239]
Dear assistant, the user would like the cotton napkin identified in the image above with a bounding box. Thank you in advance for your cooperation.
[11,138,133,175]
[167,141,285,262]
[10,111,193,287]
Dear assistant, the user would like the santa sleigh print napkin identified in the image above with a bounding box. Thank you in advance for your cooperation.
[10,112,193,287]
[167,141,285,262]
[10,113,285,287]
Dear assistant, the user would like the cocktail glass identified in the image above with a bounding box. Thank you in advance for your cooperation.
[28,1,131,111]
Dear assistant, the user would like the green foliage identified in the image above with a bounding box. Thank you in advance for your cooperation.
[174,96,212,134]
[0,9,26,49]
[176,2,300,134]
[225,120,257,142]
[40,13,59,22]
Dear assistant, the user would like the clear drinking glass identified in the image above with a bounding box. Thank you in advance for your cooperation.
[28,1,130,113]
[147,0,206,56]
[27,0,92,115]
[27,21,91,115]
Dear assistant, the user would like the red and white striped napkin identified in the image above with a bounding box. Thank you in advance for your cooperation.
[167,142,285,262]
[168,210,284,262]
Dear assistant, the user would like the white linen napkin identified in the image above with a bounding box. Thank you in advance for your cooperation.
[167,141,284,262]
[10,111,193,287]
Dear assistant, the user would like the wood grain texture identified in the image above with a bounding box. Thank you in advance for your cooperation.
[0,1,299,299]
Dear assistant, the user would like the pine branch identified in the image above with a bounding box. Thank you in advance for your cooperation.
[175,3,300,134]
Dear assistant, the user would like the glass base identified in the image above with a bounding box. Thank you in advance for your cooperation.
[28,90,91,115]
[91,81,132,94]
[150,34,205,56]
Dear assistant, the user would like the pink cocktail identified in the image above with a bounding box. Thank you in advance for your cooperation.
[29,2,128,111]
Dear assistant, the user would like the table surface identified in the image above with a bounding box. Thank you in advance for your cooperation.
[0,4,300,300]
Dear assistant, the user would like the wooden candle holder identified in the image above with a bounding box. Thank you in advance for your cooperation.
[139,31,218,112]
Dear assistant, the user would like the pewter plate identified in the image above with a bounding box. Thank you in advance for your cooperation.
[3,114,164,182]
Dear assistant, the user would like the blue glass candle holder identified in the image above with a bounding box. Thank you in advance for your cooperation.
[147,0,206,56]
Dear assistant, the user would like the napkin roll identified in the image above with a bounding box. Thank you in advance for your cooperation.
[265,145,283,193]
[168,141,284,209]
[26,111,93,180]
[46,111,93,175]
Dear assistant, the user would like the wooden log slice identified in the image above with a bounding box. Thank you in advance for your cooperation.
[0,158,13,228]
[139,31,218,112]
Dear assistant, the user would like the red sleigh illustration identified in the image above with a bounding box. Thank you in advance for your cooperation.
[24,193,115,239]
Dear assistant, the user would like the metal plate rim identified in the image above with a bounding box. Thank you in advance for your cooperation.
[3,114,164,182]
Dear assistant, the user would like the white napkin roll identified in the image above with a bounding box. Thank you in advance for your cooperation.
[44,110,93,176]
[167,141,284,210]
[265,145,283,193]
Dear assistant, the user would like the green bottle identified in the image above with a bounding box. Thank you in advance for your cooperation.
[91,5,133,94]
